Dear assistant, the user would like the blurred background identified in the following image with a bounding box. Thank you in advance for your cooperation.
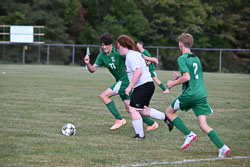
[0,0,249,73]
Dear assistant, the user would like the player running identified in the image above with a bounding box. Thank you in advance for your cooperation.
[84,33,158,131]
[165,33,230,158]
[137,41,169,93]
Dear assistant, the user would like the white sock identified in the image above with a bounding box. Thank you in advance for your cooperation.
[132,119,144,137]
[150,108,166,120]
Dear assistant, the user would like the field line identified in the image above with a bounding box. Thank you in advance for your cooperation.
[117,156,250,167]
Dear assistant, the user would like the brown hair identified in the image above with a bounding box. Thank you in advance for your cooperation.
[116,35,138,51]
[178,33,193,49]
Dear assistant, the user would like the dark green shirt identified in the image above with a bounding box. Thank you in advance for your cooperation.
[94,48,127,81]
[178,52,207,102]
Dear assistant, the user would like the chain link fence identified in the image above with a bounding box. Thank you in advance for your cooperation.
[1,43,250,73]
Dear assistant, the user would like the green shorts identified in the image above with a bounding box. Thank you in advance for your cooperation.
[109,78,131,101]
[171,97,213,116]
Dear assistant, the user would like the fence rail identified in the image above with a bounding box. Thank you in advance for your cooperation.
[1,43,250,73]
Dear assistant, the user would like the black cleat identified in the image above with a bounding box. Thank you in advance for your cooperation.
[133,134,145,139]
[164,115,174,131]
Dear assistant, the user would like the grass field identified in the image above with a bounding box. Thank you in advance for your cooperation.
[0,65,250,167]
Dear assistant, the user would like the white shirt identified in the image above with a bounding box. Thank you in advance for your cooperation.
[125,50,153,88]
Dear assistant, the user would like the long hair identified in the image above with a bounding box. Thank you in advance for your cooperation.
[116,35,138,51]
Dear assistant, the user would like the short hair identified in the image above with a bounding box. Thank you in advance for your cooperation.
[137,41,144,47]
[178,33,193,48]
[100,33,113,45]
[116,35,138,51]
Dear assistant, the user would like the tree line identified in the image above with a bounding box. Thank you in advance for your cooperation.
[0,0,249,72]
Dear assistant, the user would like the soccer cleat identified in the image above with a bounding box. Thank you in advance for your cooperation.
[181,131,197,149]
[164,115,174,131]
[133,134,145,139]
[146,122,159,131]
[110,118,126,130]
[218,145,230,158]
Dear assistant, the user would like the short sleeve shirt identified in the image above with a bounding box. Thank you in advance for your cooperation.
[178,53,207,103]
[94,48,127,81]
[125,50,153,88]
[141,49,155,72]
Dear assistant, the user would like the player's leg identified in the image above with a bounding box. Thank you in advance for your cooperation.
[166,99,197,149]
[129,106,144,138]
[197,115,230,158]
[122,99,158,131]
[129,82,155,138]
[100,87,125,130]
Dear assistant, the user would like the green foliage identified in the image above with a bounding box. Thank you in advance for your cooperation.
[0,0,249,72]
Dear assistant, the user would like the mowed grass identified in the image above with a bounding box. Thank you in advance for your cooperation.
[0,64,250,167]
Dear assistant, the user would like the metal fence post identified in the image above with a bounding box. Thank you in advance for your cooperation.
[219,49,222,72]
[22,45,25,64]
[156,47,159,70]
[72,45,75,64]
[46,45,50,64]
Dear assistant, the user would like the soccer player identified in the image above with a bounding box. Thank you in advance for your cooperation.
[165,33,230,158]
[137,41,169,93]
[116,35,173,138]
[84,33,158,131]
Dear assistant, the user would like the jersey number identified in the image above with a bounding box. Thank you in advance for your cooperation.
[109,63,116,69]
[193,63,199,79]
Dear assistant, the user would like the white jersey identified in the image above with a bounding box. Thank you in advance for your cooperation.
[125,50,153,88]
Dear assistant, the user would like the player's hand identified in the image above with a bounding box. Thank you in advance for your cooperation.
[167,80,174,89]
[151,57,159,64]
[125,86,132,96]
[173,72,181,80]
[84,54,90,65]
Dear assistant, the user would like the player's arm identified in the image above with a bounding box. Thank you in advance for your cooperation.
[84,54,98,73]
[173,71,181,80]
[125,68,142,95]
[167,72,190,89]
[142,55,159,65]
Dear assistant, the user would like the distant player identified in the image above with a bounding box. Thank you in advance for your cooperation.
[137,41,169,93]
[84,33,158,131]
[165,33,230,158]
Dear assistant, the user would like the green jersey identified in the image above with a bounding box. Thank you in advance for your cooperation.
[178,53,207,102]
[141,49,155,72]
[94,48,127,81]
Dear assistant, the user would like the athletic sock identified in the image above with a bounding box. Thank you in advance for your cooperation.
[208,130,224,149]
[106,101,122,120]
[142,116,154,126]
[172,117,191,135]
[149,108,165,120]
[159,83,167,91]
[132,119,144,137]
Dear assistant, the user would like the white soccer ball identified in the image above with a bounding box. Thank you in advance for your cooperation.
[61,123,76,136]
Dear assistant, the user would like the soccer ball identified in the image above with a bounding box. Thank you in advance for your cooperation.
[61,123,76,136]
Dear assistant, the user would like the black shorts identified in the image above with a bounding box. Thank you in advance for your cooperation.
[130,82,155,109]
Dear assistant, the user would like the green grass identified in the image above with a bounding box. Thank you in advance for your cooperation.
[0,65,250,167]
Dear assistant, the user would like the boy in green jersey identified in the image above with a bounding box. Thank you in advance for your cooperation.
[84,33,158,131]
[165,33,230,158]
[137,41,169,94]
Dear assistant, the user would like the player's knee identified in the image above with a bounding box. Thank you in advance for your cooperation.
[129,106,137,114]
[139,107,150,116]
[99,92,108,101]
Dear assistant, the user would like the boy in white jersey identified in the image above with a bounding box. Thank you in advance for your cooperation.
[116,35,173,138]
